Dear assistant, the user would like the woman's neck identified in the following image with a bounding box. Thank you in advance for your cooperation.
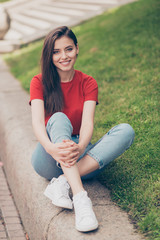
[58,69,75,83]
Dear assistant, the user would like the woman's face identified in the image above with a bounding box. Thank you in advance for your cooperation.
[52,36,79,74]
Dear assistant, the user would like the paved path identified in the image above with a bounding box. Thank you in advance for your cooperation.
[0,0,135,52]
[0,162,27,240]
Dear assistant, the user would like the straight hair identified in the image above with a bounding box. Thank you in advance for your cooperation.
[41,26,78,116]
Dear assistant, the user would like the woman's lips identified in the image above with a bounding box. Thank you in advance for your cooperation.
[59,60,71,66]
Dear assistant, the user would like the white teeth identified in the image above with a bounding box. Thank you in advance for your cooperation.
[60,61,70,65]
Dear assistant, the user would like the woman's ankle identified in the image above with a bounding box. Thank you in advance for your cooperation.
[73,189,86,199]
[72,188,85,197]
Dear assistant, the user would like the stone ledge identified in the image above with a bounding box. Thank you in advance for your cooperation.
[0,40,20,53]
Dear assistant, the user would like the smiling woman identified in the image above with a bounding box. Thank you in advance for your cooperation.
[29,26,135,233]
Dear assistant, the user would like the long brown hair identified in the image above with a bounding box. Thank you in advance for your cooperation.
[41,26,78,116]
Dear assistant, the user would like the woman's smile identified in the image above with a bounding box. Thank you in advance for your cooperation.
[59,60,71,66]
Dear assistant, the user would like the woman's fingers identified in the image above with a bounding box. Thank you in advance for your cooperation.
[67,160,77,166]
[59,150,79,161]
[58,160,71,168]
[62,139,74,145]
[51,141,80,165]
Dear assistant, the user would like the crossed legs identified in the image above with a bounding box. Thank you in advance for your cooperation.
[31,113,135,232]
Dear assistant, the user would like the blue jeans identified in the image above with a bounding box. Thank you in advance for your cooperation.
[31,112,135,180]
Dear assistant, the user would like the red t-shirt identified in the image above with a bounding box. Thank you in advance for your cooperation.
[29,70,98,135]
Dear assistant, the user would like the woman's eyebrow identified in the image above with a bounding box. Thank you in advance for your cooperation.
[54,45,73,51]
[65,45,73,48]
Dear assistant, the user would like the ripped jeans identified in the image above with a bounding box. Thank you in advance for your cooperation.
[31,112,135,180]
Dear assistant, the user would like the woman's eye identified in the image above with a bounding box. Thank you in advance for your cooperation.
[66,48,73,52]
[53,50,59,54]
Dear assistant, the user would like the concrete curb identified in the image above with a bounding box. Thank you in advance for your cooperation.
[0,58,144,240]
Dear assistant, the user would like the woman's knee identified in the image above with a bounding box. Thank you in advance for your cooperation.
[31,152,63,180]
[48,112,72,127]
[119,123,135,146]
[31,143,58,180]
[46,112,73,138]
[31,149,43,176]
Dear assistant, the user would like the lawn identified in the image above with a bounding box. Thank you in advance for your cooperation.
[4,0,160,239]
[0,0,10,3]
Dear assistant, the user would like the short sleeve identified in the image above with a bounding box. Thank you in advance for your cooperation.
[83,76,98,104]
[29,74,44,105]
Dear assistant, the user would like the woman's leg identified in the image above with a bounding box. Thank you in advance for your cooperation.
[46,113,98,231]
[61,164,84,196]
[31,142,63,180]
[60,155,98,232]
[46,113,85,193]
[32,112,86,193]
[32,112,98,231]
[31,112,73,180]
[77,123,135,180]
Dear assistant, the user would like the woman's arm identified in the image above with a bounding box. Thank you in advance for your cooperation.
[31,99,52,150]
[78,100,96,155]
[31,99,78,167]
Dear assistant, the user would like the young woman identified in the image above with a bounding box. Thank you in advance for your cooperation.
[30,26,135,232]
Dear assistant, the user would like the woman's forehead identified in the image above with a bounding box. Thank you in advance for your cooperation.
[54,36,74,49]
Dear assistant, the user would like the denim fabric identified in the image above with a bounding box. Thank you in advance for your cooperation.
[31,112,135,180]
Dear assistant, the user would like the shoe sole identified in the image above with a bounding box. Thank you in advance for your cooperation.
[76,222,98,232]
[52,199,73,210]
[44,188,73,210]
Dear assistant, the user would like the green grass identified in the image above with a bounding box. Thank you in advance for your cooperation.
[4,0,160,239]
[0,0,10,3]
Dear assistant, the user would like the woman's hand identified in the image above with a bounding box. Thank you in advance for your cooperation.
[47,140,79,168]
[62,140,85,166]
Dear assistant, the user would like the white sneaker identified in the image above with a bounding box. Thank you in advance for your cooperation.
[44,175,73,209]
[73,191,98,232]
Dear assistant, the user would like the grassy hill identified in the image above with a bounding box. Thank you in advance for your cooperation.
[4,0,160,239]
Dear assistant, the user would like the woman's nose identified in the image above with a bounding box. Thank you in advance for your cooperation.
[61,51,67,59]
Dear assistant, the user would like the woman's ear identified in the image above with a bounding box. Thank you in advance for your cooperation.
[76,44,79,55]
